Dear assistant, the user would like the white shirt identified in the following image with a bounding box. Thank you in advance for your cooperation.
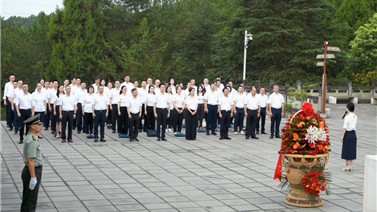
[168,94,174,110]
[92,83,100,94]
[155,93,170,109]
[76,89,87,104]
[61,94,77,111]
[104,87,112,105]
[118,94,129,107]
[185,95,198,110]
[127,96,142,114]
[173,94,186,108]
[110,88,121,105]
[3,81,13,100]
[83,94,94,113]
[138,87,148,104]
[245,94,260,110]
[15,92,35,109]
[69,84,77,95]
[170,85,176,95]
[120,82,133,95]
[146,93,156,107]
[343,113,357,131]
[55,93,64,106]
[219,95,233,111]
[257,94,268,108]
[205,90,220,106]
[204,84,211,92]
[7,87,15,99]
[93,93,107,110]
[49,88,57,103]
[13,88,23,103]
[197,93,205,104]
[32,91,46,112]
[155,88,161,96]
[233,92,246,108]
[268,92,285,109]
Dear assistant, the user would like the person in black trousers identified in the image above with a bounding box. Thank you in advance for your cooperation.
[93,85,108,142]
[197,84,206,129]
[128,88,142,142]
[145,85,156,131]
[244,87,261,139]
[185,88,198,140]
[110,80,121,133]
[60,86,77,143]
[172,86,185,134]
[218,88,233,140]
[118,86,129,135]
[138,80,148,132]
[204,83,220,136]
[154,84,171,141]
[256,87,268,134]
[83,86,95,136]
[49,80,58,135]
[15,83,35,144]
[268,85,285,139]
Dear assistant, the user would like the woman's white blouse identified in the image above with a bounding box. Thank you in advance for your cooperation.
[343,113,357,131]
[83,94,94,113]
[118,94,129,107]
[146,93,156,107]
[173,94,185,108]
[55,94,64,106]
[185,95,198,110]
[169,94,174,110]
[32,91,46,112]
[197,93,205,104]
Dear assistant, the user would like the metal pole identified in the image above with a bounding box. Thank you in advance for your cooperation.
[243,30,247,80]
[321,42,328,116]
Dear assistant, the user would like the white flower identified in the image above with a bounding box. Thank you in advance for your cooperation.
[305,126,327,146]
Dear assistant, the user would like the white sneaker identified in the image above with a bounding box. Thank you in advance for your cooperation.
[168,129,172,132]
[234,132,238,135]
[166,129,168,132]
[174,132,177,135]
[240,131,245,135]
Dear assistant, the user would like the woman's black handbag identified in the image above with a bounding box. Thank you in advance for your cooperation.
[147,130,157,137]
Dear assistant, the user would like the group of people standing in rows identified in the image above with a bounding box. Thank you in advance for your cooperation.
[3,74,286,143]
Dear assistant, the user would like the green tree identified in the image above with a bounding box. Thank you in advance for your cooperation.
[349,13,377,73]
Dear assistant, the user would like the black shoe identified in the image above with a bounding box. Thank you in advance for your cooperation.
[157,138,161,141]
[270,135,274,139]
[211,132,217,136]
[94,137,98,142]
[245,136,250,139]
[18,140,23,144]
[275,135,281,138]
[112,130,116,133]
[261,131,267,134]
[206,131,210,135]
[51,131,55,134]
[68,139,73,143]
[77,131,81,134]
[100,139,106,142]
[73,127,76,130]
[134,137,139,142]
[162,138,167,141]
[219,137,224,140]
[14,130,18,135]
[38,136,43,139]
[256,131,259,134]
[129,138,133,142]
[61,139,66,143]
[252,136,259,139]
[224,136,231,140]
[9,128,13,131]
[138,129,142,132]
[44,128,48,131]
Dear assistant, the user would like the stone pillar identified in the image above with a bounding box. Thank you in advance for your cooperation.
[347,80,352,96]
[371,80,376,97]
[285,84,290,103]
[297,80,301,90]
[363,155,377,212]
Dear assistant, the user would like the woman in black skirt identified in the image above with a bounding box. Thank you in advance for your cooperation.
[197,84,206,129]
[341,102,357,171]
[118,86,129,135]
[83,86,95,136]
[145,85,156,131]
[185,88,198,140]
[54,85,65,138]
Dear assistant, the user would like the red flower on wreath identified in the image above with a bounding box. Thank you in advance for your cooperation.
[302,171,327,194]
[301,102,315,116]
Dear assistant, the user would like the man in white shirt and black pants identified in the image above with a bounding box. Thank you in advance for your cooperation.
[15,83,35,144]
[60,86,77,143]
[128,88,142,142]
[7,81,18,132]
[93,85,108,142]
[4,74,15,130]
[244,87,261,139]
[153,84,171,141]
[268,85,285,139]
[76,82,87,134]
[204,82,220,136]
[138,80,148,132]
[256,87,268,134]
[49,80,58,134]
[110,80,121,133]
[218,88,233,140]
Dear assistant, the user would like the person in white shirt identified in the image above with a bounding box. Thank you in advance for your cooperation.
[184,82,192,97]
[215,77,224,91]
[4,74,15,130]
[92,77,100,94]
[63,79,69,91]
[92,85,108,142]
[110,80,121,133]
[118,86,129,136]
[7,81,18,132]
[13,80,24,135]
[197,84,206,129]
[54,85,65,138]
[172,86,186,134]
[268,85,285,139]
[233,85,246,135]
[185,88,198,140]
[42,81,50,130]
[203,78,211,92]
[69,76,76,92]
[105,81,113,129]
[256,87,268,135]
[144,85,156,131]
[120,75,133,95]
[60,85,77,143]
[153,84,171,141]
[15,83,35,144]
[170,78,176,94]
[146,78,154,91]
[204,82,220,135]
[49,80,59,134]
[75,78,81,95]
[341,102,358,171]
[127,88,142,142]
[154,79,161,96]
[228,81,237,96]
[138,80,148,132]
[244,87,261,139]
[218,88,234,140]
[190,78,197,94]
[165,86,174,132]
[76,82,87,134]
[82,86,95,136]
[32,83,47,139]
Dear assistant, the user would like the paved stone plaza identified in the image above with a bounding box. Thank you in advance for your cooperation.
[1,104,376,212]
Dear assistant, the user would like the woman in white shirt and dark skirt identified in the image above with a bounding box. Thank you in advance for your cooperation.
[54,85,65,138]
[185,88,198,140]
[197,84,206,129]
[33,83,47,138]
[145,85,156,131]
[172,86,185,134]
[83,86,95,136]
[118,86,129,135]
[341,102,357,171]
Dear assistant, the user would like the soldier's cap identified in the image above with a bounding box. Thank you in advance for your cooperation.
[23,114,43,125]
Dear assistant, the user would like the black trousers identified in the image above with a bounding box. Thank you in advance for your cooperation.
[19,109,32,141]
[111,104,119,132]
[76,103,83,131]
[129,113,140,138]
[270,108,282,136]
[145,106,155,130]
[106,105,112,125]
[50,104,56,132]
[94,110,106,139]
[167,110,173,128]
[21,166,42,212]
[6,98,11,128]
[220,110,231,138]
[256,107,266,133]
[172,108,183,133]
[139,104,145,130]
[246,109,258,137]
[61,111,74,140]
[85,113,93,134]
[185,110,197,140]
[156,108,168,139]
[119,107,128,135]
[44,104,51,129]
[197,104,205,128]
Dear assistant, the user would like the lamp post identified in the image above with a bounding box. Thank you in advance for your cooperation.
[243,31,253,85]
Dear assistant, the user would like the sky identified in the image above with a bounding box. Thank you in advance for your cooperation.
[1,0,64,19]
